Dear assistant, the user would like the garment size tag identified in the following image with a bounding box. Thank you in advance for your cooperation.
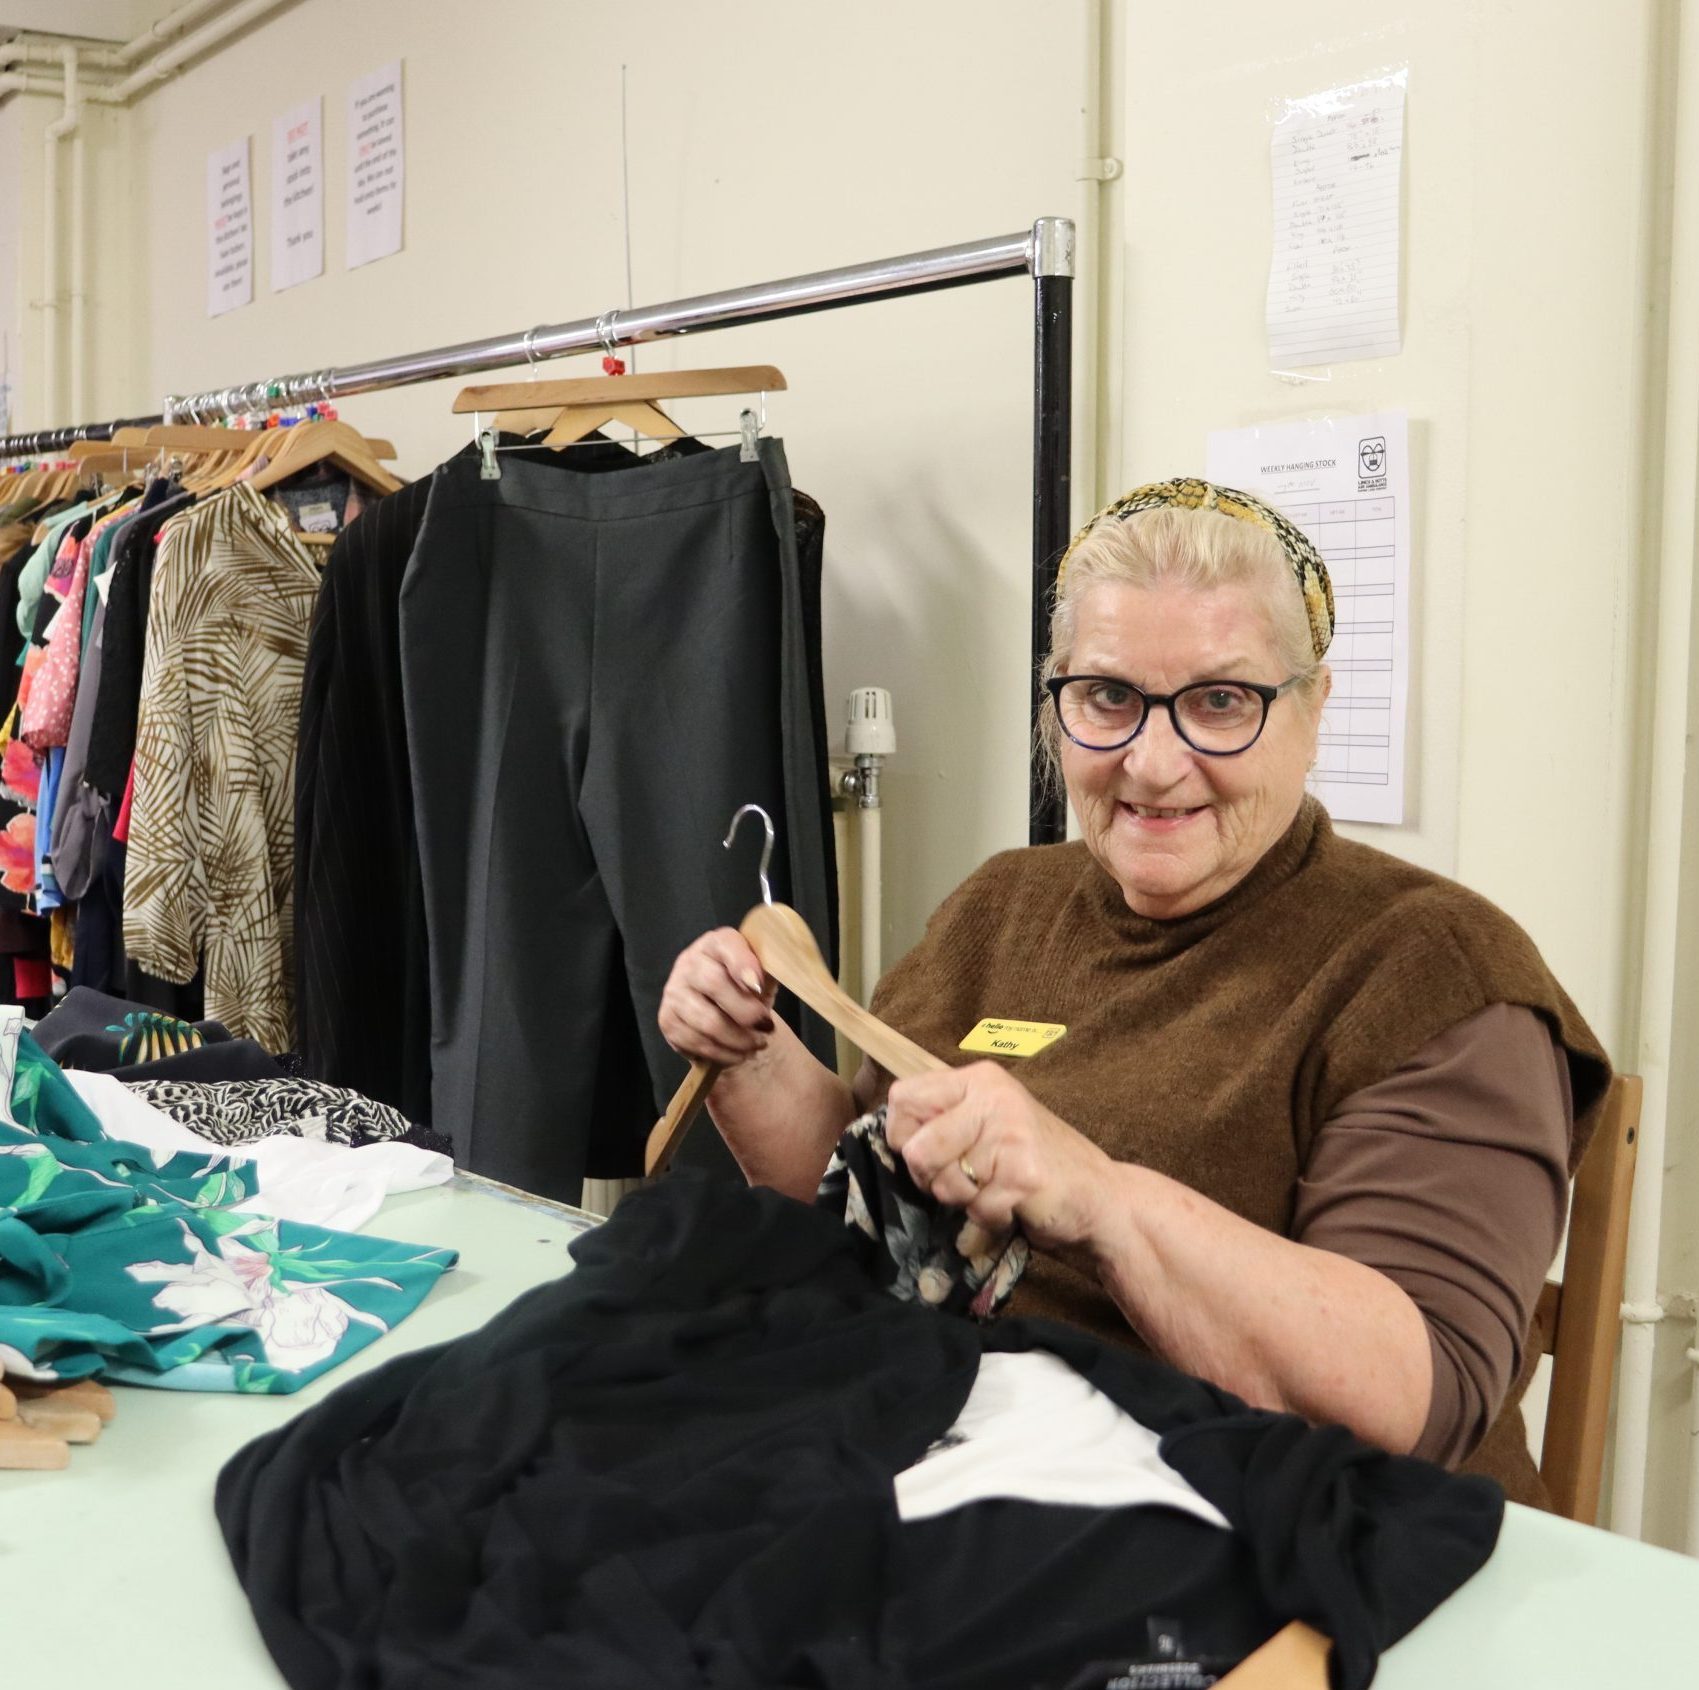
[296,500,340,533]
[958,1018,1067,1058]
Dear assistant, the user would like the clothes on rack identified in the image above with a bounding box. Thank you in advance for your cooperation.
[215,1170,1502,1690]
[123,482,321,1050]
[293,431,838,1203]
[293,460,446,1128]
[396,438,836,1199]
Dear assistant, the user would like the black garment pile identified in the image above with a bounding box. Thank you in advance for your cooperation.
[216,1172,1502,1690]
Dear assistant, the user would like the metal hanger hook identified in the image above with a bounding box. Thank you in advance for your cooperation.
[722,803,776,906]
[595,310,621,362]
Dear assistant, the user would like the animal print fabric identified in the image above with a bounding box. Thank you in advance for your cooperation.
[123,485,321,1052]
[126,1077,414,1149]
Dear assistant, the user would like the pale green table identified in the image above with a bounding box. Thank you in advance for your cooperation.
[5,1173,1695,1685]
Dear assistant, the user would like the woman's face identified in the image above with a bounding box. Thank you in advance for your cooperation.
[1060,577,1328,919]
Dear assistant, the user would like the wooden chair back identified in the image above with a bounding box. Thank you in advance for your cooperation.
[1535,1072,1641,1524]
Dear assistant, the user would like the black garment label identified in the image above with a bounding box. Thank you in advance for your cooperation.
[1055,1618,1234,1690]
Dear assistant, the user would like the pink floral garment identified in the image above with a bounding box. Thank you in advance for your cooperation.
[20,521,97,751]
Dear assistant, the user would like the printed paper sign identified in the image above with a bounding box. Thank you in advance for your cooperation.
[1207,411,1412,825]
[207,137,254,316]
[346,60,404,269]
[271,97,324,291]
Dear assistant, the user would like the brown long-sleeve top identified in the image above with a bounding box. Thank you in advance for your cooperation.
[870,798,1610,1506]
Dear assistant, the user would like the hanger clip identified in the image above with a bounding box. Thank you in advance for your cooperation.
[739,408,759,464]
[478,426,501,481]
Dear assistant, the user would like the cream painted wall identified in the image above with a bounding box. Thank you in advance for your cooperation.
[37,0,1095,965]
[1111,0,1697,1548]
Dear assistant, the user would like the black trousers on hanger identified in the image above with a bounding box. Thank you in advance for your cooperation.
[400,440,837,1203]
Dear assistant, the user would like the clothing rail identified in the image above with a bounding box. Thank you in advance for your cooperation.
[0,218,1075,840]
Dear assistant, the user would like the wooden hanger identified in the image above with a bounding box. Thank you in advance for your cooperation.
[454,365,786,450]
[648,804,944,1178]
[140,423,398,459]
[246,419,403,495]
[647,894,945,1177]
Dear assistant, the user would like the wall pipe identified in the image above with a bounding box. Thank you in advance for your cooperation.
[1611,0,1699,1542]
[41,46,78,425]
[1687,1342,1699,1553]
[68,80,87,418]
[91,0,296,104]
[858,804,882,1005]
[115,0,238,64]
[0,3,290,106]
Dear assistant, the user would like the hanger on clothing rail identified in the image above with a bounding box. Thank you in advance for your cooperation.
[137,423,399,460]
[454,363,787,449]
[243,419,404,495]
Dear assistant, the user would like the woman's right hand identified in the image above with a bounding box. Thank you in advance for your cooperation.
[658,929,777,1070]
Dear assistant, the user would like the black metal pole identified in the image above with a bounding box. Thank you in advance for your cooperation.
[1030,220,1075,845]
[0,416,164,458]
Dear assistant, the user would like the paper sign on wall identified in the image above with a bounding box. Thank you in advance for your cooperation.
[206,137,254,317]
[1206,411,1411,826]
[1266,70,1406,371]
[346,60,404,269]
[271,97,324,291]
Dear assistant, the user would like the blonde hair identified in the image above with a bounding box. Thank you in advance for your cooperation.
[1036,505,1328,797]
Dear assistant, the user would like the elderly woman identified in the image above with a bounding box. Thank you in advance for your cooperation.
[659,477,1609,1507]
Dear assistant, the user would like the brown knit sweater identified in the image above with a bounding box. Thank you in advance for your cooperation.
[871,797,1611,1506]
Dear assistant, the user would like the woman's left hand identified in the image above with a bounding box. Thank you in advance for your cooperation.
[883,1061,1118,1256]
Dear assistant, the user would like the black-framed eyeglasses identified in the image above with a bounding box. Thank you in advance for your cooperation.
[1045,674,1304,757]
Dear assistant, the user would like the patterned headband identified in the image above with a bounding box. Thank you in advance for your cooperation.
[1057,476,1335,662]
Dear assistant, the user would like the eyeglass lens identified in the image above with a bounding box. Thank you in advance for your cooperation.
[1056,679,1267,754]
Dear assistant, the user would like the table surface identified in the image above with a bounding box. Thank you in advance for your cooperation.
[5,1174,1696,1684]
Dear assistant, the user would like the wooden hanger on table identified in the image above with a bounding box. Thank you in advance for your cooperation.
[453,364,786,450]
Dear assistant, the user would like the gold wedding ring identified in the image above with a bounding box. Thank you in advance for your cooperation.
[958,1156,980,1187]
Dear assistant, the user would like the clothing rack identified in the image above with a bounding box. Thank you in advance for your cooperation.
[0,218,1075,842]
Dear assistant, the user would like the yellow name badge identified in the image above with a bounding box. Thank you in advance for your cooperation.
[958,1018,1068,1059]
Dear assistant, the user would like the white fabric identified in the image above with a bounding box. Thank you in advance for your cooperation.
[66,1070,452,1232]
[893,1350,1230,1529]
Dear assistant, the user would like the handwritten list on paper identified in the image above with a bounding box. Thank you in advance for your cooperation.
[206,137,254,317]
[271,97,324,292]
[1266,71,1406,371]
[1206,411,1411,825]
[346,60,404,269]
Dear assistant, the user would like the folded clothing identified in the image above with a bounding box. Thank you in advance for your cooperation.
[33,985,286,1083]
[0,1007,456,1394]
[66,1071,452,1232]
[127,1076,420,1149]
